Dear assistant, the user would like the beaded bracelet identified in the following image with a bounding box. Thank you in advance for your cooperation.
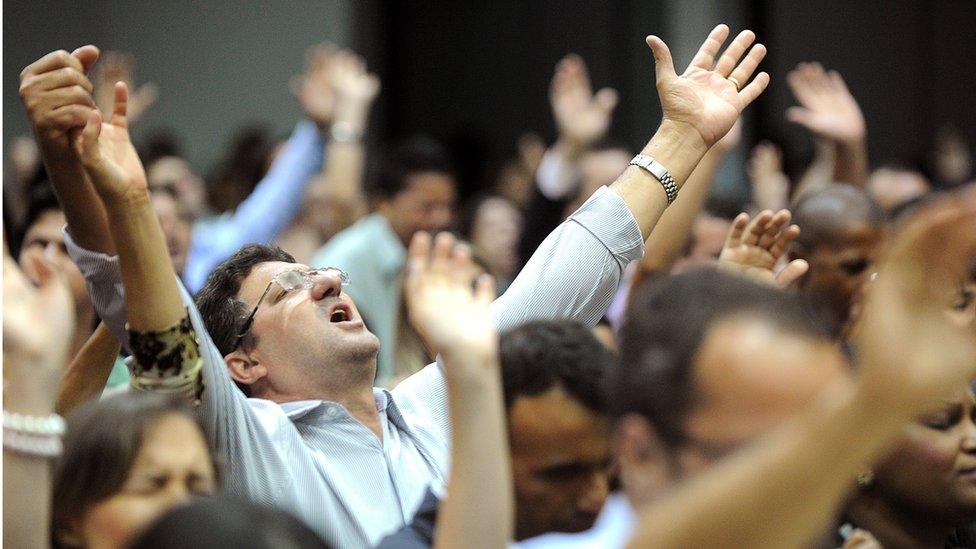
[3,410,65,458]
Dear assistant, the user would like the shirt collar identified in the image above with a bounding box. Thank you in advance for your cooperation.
[275,389,400,423]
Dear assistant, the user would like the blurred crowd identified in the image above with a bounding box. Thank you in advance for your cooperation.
[4,22,976,549]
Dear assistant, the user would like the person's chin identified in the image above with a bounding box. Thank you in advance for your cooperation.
[559,513,600,534]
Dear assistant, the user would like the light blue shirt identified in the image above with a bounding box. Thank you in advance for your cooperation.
[311,213,405,384]
[66,186,645,548]
[182,120,326,294]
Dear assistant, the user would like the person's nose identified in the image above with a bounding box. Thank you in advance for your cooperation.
[310,270,343,301]
[576,469,610,515]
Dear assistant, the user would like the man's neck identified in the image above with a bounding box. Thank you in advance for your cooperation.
[848,492,952,549]
[264,367,384,440]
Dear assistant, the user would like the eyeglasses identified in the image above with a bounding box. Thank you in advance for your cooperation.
[232,267,350,350]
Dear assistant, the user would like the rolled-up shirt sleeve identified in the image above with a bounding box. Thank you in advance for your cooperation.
[492,185,645,330]
[396,186,644,442]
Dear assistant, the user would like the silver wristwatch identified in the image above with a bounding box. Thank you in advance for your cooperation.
[629,154,678,205]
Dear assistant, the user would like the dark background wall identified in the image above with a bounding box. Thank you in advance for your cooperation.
[6,0,975,195]
[4,0,352,173]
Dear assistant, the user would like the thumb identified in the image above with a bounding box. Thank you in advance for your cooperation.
[594,87,619,113]
[71,44,101,73]
[776,259,809,287]
[110,81,129,127]
[645,36,677,87]
[131,82,159,109]
[786,107,816,128]
[75,109,104,168]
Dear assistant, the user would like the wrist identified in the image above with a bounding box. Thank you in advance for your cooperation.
[101,187,153,220]
[836,135,867,151]
[555,137,586,161]
[640,121,710,187]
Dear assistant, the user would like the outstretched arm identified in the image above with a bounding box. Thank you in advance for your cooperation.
[628,189,976,549]
[641,121,741,275]
[747,141,791,211]
[74,83,184,332]
[19,46,115,254]
[499,25,771,328]
[3,248,75,549]
[787,62,868,189]
[405,233,512,549]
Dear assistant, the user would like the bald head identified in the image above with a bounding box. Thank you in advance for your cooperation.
[792,184,885,252]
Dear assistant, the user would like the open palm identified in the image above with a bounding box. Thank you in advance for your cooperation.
[648,25,769,146]
[74,82,148,200]
[405,232,498,363]
[719,209,808,287]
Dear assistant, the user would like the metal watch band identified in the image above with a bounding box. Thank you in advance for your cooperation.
[629,154,678,205]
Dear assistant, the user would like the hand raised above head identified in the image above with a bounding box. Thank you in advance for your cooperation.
[19,46,101,154]
[786,62,865,145]
[748,141,790,211]
[549,54,618,155]
[291,42,340,130]
[72,82,149,202]
[404,232,498,366]
[92,51,158,126]
[3,244,75,399]
[719,209,808,287]
[328,50,380,132]
[646,25,769,148]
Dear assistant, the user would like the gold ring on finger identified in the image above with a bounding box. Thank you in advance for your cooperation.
[727,76,741,92]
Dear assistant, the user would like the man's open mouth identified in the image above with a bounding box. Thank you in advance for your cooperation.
[328,303,351,323]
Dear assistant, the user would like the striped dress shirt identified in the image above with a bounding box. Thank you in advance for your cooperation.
[65,185,644,548]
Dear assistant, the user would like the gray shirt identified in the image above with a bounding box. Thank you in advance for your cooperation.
[65,186,644,548]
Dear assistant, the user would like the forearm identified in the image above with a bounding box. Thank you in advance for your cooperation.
[102,191,185,330]
[3,452,51,548]
[494,187,644,331]
[56,322,121,415]
[793,138,836,203]
[834,139,868,188]
[321,137,367,227]
[628,381,909,549]
[434,353,512,549]
[3,352,59,549]
[611,121,710,240]
[641,146,724,273]
[41,150,116,254]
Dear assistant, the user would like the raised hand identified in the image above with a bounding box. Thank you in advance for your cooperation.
[550,54,618,156]
[405,232,498,367]
[291,43,339,130]
[19,46,100,157]
[92,51,158,125]
[786,62,865,146]
[719,209,808,287]
[748,141,790,211]
[328,50,380,135]
[646,25,769,147]
[3,245,75,412]
[72,82,149,201]
[854,186,976,410]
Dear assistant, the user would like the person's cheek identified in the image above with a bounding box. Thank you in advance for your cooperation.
[83,496,163,548]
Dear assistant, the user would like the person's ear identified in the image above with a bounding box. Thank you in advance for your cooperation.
[225,348,267,387]
[614,414,674,510]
